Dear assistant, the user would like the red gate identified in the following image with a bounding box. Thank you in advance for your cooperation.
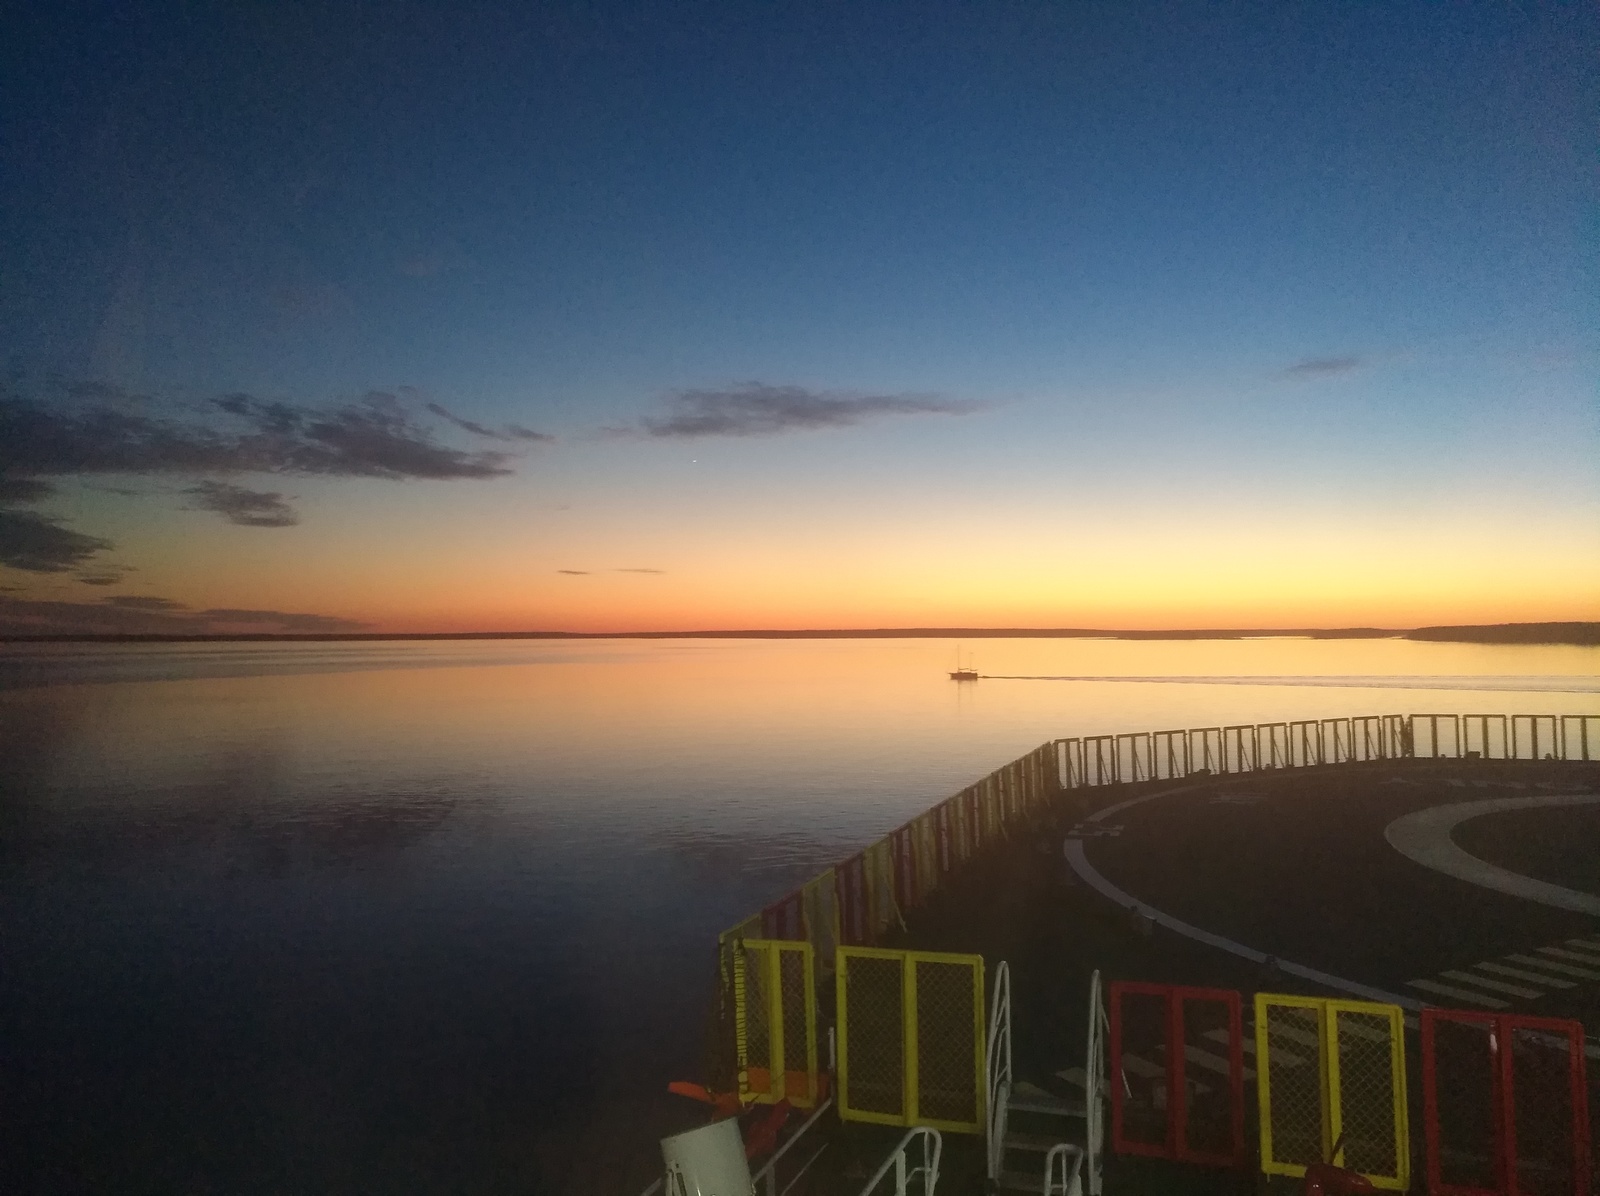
[1421,1009,1591,1196]
[1109,982,1246,1167]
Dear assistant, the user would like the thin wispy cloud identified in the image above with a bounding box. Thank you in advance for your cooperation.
[426,402,553,443]
[616,567,664,574]
[1282,355,1362,378]
[633,383,981,439]
[186,481,299,528]
[0,593,368,636]
[556,569,590,575]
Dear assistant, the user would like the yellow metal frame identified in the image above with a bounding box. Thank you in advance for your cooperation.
[837,946,986,1134]
[1255,993,1409,1190]
[1325,999,1409,1190]
[734,939,819,1108]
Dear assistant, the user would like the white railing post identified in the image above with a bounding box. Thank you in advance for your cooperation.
[984,960,1012,1181]
[855,1127,942,1196]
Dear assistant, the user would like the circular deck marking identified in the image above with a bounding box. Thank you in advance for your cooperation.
[1065,783,1422,1009]
[1384,793,1600,917]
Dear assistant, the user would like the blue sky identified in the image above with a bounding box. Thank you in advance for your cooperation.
[1,1,1595,633]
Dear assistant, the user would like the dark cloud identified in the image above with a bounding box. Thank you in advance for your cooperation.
[0,509,114,572]
[199,608,366,631]
[556,569,590,575]
[1282,356,1362,378]
[616,568,665,574]
[0,477,53,503]
[0,594,369,637]
[0,386,513,483]
[186,480,299,527]
[427,402,554,444]
[638,383,980,438]
[75,568,133,586]
[505,423,554,442]
[103,595,185,611]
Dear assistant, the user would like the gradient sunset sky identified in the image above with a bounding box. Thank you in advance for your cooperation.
[1,2,1595,635]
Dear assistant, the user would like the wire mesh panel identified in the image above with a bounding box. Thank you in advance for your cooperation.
[911,955,985,1132]
[1258,995,1329,1176]
[1329,1002,1408,1189]
[734,940,778,1102]
[1192,727,1222,773]
[838,948,908,1124]
[777,943,819,1107]
[837,853,870,947]
[1179,990,1244,1165]
[1110,984,1171,1156]
[1506,1021,1589,1196]
[838,948,985,1133]
[800,869,838,973]
[1424,1011,1591,1196]
[1422,1010,1500,1196]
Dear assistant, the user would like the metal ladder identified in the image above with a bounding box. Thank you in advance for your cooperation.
[984,964,1105,1196]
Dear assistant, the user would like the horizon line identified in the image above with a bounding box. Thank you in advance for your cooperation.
[2,621,1596,647]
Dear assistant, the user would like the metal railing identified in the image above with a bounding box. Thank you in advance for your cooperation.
[752,1097,834,1196]
[856,1126,942,1196]
[1083,970,1107,1196]
[984,960,1013,1182]
[1044,1143,1084,1196]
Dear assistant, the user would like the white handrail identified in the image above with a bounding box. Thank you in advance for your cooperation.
[1043,1143,1084,1195]
[1083,969,1106,1196]
[637,1096,835,1196]
[751,1097,835,1196]
[984,960,1012,1181]
[856,1126,942,1196]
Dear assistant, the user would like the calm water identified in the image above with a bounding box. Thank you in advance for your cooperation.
[2,637,1597,1193]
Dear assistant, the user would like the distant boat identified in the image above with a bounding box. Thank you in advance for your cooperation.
[949,646,978,682]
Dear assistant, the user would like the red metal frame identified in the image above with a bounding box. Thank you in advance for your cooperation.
[1421,1008,1591,1196]
[1108,981,1245,1167]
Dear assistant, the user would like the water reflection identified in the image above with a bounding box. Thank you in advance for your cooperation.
[0,637,1595,1193]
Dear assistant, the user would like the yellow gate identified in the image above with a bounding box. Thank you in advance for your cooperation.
[733,939,819,1108]
[836,947,986,1133]
[1255,994,1410,1190]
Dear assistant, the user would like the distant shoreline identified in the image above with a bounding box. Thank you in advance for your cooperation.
[3,622,1596,646]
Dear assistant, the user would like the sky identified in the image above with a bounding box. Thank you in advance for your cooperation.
[0,0,1596,635]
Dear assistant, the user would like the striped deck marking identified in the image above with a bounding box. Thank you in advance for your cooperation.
[1065,783,1422,1009]
[1507,953,1600,981]
[1539,946,1600,968]
[1439,969,1543,999]
[1563,937,1600,956]
[1119,1054,1166,1080]
[1185,1043,1255,1082]
[1407,978,1508,1008]
[1384,794,1600,917]
[1475,960,1576,988]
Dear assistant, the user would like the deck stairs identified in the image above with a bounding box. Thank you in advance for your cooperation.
[985,964,1104,1196]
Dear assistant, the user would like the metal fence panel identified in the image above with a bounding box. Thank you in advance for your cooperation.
[1290,720,1325,767]
[911,954,985,1133]
[1110,983,1171,1156]
[1328,1001,1409,1189]
[1259,722,1290,769]
[1192,727,1223,773]
[1560,715,1598,762]
[1258,994,1329,1175]
[1153,729,1190,779]
[1464,715,1509,759]
[838,948,908,1124]
[837,948,985,1133]
[1511,715,1560,761]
